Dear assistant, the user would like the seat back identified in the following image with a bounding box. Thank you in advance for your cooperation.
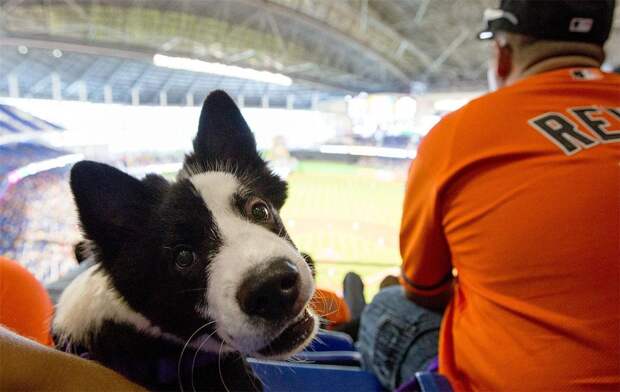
[395,372,453,392]
[415,372,452,392]
[304,329,355,352]
[248,359,383,392]
[292,350,361,366]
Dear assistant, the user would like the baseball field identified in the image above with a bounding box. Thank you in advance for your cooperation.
[280,160,407,300]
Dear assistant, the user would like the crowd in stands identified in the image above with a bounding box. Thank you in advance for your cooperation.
[0,148,189,284]
[327,133,420,150]
[0,143,66,179]
[113,151,185,169]
[0,168,79,283]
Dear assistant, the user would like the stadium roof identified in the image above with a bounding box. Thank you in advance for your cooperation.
[1,0,619,107]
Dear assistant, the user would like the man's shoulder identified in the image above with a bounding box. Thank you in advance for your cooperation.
[424,88,525,154]
[427,93,499,139]
[462,69,620,109]
[458,88,513,117]
[455,69,620,120]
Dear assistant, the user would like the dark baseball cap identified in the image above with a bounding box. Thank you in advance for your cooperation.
[478,0,615,45]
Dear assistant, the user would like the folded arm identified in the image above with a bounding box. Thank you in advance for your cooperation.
[0,326,145,391]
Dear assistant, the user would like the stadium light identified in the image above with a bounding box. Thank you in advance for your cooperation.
[153,54,293,86]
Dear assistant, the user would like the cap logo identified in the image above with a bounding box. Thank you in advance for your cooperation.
[569,18,593,33]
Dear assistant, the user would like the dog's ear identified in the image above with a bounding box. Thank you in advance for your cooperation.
[70,161,156,259]
[191,90,262,167]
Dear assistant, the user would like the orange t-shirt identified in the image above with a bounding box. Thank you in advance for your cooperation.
[0,256,54,346]
[400,68,620,391]
[311,288,351,329]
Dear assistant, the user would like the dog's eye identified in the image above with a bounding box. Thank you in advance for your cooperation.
[252,203,270,221]
[174,245,196,269]
[246,198,272,223]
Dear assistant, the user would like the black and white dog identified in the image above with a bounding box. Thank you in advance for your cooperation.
[53,91,318,391]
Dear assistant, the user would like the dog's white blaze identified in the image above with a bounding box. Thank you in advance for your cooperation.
[189,172,315,354]
[54,264,224,352]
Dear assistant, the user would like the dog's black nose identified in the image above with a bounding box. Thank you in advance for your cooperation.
[237,258,302,321]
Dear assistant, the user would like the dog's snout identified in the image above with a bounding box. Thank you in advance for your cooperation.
[237,258,302,321]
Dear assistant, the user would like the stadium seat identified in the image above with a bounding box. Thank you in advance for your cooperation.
[304,329,355,352]
[248,359,384,392]
[292,350,361,366]
[296,329,361,366]
[295,331,451,391]
[416,372,452,392]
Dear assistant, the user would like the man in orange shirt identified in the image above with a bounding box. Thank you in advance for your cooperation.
[357,1,619,390]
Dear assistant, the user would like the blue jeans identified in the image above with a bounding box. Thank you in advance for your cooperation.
[356,286,442,390]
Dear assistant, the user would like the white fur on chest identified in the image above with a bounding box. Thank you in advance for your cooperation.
[53,264,223,352]
[54,265,155,345]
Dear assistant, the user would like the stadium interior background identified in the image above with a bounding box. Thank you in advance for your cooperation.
[1,0,619,298]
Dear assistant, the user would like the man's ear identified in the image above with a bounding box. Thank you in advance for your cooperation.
[190,90,262,168]
[496,42,513,82]
[70,161,155,259]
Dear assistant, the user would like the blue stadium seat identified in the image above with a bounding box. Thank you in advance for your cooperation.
[304,329,355,352]
[395,372,453,392]
[298,329,359,365]
[291,331,452,392]
[248,359,384,392]
[292,350,361,366]
[414,372,452,392]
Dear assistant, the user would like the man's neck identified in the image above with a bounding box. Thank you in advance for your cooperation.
[507,55,601,85]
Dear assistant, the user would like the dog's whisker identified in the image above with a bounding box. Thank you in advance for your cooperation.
[190,329,220,392]
[245,358,262,392]
[178,320,217,392]
[277,224,286,238]
[318,307,340,318]
[285,353,311,364]
[177,287,208,294]
[218,339,231,392]
[312,335,326,349]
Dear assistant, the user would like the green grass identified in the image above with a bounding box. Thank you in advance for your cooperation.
[281,161,405,299]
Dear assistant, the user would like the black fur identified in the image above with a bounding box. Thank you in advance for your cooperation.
[183,90,288,210]
[58,90,306,391]
[85,321,260,391]
[70,163,223,342]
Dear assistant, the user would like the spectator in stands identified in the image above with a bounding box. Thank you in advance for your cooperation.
[0,256,144,391]
[357,1,619,390]
[0,256,53,346]
[0,168,79,284]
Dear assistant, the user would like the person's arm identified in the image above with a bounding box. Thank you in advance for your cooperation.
[404,283,453,312]
[0,326,145,391]
[399,114,459,313]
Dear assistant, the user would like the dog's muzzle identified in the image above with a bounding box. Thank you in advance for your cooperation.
[236,258,304,322]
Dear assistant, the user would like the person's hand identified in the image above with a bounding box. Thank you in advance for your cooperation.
[0,326,146,391]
